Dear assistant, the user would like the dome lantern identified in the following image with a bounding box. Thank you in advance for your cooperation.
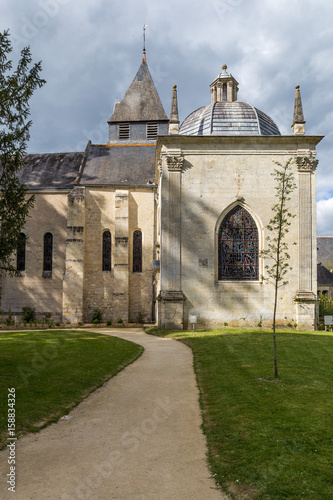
[210,64,239,103]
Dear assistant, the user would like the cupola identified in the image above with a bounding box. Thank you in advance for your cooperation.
[210,64,239,103]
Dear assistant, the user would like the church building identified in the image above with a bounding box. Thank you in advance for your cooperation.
[0,48,323,330]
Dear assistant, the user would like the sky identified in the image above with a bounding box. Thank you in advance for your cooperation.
[2,0,333,234]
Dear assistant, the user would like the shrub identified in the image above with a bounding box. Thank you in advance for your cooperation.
[117,318,123,324]
[22,306,36,324]
[137,312,144,324]
[91,308,102,323]
[319,295,333,316]
[4,308,14,326]
[106,319,112,326]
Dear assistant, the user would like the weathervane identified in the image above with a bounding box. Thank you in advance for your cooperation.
[143,25,148,51]
[142,25,148,62]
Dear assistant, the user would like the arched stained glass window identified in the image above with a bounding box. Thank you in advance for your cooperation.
[133,230,142,272]
[17,233,26,272]
[43,233,53,272]
[218,206,259,281]
[102,231,112,271]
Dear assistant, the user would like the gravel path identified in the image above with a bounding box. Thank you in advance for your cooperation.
[0,328,227,499]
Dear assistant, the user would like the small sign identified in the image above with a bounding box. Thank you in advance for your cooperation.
[324,316,333,326]
[189,315,197,324]
[153,260,160,269]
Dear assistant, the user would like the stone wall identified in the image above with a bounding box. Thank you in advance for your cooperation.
[1,192,68,321]
[157,136,320,330]
[82,186,154,323]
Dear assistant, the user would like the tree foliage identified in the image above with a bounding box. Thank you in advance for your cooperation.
[0,30,45,274]
[261,159,297,378]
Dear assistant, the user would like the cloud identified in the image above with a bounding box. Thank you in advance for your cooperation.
[3,0,333,221]
[317,199,333,236]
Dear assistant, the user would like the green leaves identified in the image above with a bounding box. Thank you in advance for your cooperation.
[260,159,296,288]
[0,30,45,274]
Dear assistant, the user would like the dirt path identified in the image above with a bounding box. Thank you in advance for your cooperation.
[0,328,227,499]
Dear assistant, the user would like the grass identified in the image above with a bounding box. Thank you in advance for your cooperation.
[146,327,333,500]
[0,330,143,448]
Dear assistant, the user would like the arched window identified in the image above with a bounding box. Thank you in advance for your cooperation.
[102,231,112,271]
[218,206,259,281]
[222,83,227,102]
[17,233,26,272]
[133,230,142,272]
[43,233,53,272]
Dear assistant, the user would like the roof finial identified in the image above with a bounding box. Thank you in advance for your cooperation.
[169,84,180,134]
[142,25,147,63]
[292,84,305,135]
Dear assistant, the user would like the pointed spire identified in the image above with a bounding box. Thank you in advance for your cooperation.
[292,85,305,135]
[108,55,168,123]
[169,84,180,134]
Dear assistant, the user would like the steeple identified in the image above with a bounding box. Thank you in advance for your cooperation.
[108,55,168,124]
[210,64,239,103]
[107,43,169,143]
[292,85,305,135]
[169,84,180,134]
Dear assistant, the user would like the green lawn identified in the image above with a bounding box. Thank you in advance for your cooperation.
[0,330,143,448]
[147,327,333,500]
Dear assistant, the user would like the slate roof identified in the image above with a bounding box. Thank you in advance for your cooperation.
[317,264,333,284]
[180,101,281,136]
[108,60,168,123]
[78,144,156,186]
[317,236,333,268]
[17,152,84,189]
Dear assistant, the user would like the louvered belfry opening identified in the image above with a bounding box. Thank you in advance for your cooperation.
[146,122,158,140]
[118,122,130,140]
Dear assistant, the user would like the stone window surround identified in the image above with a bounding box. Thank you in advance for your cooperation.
[214,201,264,285]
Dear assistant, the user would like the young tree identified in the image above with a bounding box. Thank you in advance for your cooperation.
[0,30,45,274]
[261,159,297,378]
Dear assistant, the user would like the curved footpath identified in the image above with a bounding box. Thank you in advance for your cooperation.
[1,328,227,499]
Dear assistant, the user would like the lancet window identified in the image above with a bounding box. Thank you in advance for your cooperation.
[218,206,259,281]
[16,233,26,272]
[133,230,142,272]
[43,233,53,272]
[102,231,112,271]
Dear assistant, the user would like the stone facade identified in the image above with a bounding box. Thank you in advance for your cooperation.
[0,57,324,331]
[1,192,68,321]
[156,136,321,331]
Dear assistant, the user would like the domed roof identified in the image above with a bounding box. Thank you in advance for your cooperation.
[179,101,281,136]
[178,64,280,137]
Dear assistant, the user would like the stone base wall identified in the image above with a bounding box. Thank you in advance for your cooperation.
[158,291,186,330]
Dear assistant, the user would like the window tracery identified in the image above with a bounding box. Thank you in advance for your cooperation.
[218,206,259,281]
